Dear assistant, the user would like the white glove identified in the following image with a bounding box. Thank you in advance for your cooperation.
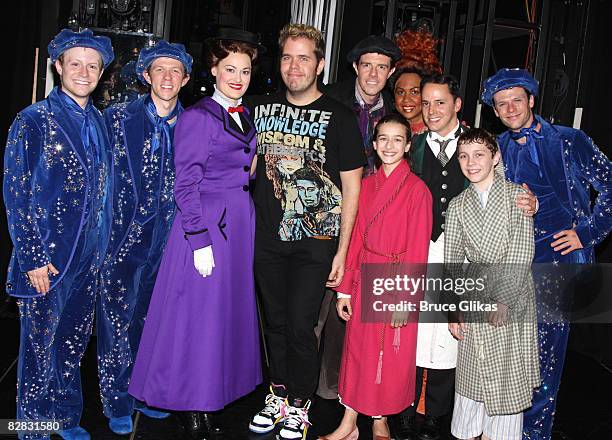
[194,246,215,278]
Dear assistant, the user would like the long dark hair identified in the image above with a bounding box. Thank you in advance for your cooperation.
[373,113,413,167]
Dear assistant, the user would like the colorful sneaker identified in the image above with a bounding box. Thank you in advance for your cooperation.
[278,399,311,440]
[249,385,288,434]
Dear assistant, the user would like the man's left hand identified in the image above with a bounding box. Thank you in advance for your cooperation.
[326,253,345,288]
[551,229,584,255]
[516,183,537,217]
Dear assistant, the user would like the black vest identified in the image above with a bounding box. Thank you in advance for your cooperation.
[421,145,466,241]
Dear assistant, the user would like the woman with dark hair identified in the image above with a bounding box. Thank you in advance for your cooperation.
[128,29,264,438]
[320,114,432,440]
[393,66,428,136]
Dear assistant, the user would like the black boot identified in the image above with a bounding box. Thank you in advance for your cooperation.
[178,412,209,440]
[418,415,440,440]
[392,408,416,440]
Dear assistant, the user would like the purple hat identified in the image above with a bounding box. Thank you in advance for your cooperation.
[136,40,193,84]
[481,68,539,106]
[48,28,114,69]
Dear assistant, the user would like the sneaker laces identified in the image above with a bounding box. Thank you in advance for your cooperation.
[260,392,284,417]
[283,402,311,430]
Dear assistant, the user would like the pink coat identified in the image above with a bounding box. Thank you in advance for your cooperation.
[337,160,432,416]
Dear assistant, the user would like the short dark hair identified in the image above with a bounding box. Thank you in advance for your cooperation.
[373,113,412,140]
[205,39,258,68]
[457,127,498,157]
[292,166,324,188]
[389,65,428,91]
[420,73,460,101]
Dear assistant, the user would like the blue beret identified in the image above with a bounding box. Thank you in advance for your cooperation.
[136,40,193,85]
[48,28,114,69]
[481,68,539,106]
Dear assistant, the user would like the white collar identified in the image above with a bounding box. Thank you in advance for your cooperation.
[212,86,242,111]
[429,121,461,142]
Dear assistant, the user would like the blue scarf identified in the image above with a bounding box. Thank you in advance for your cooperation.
[509,118,544,177]
[58,88,100,157]
[144,95,182,158]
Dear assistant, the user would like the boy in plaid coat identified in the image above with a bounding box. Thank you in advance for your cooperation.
[445,128,540,440]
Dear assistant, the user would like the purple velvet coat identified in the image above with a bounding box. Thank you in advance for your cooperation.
[128,97,262,410]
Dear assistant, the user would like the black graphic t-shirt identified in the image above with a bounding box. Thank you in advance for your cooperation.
[251,92,365,241]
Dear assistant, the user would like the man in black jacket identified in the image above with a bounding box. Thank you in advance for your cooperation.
[316,35,401,401]
[325,35,401,176]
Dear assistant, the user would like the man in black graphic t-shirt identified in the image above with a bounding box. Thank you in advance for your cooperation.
[252,97,361,240]
[248,24,365,440]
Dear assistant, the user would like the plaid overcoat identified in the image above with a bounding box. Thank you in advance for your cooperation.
[444,172,540,415]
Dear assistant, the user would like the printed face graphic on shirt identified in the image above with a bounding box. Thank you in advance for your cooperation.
[296,178,323,208]
[254,102,342,240]
[278,154,304,176]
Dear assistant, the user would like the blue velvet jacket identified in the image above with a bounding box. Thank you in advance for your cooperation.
[102,95,179,259]
[3,87,112,297]
[499,115,612,262]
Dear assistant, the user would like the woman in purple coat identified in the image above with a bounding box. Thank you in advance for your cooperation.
[128,29,264,438]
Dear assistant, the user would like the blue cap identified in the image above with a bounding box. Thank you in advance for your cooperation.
[48,28,114,69]
[481,68,539,106]
[136,40,193,84]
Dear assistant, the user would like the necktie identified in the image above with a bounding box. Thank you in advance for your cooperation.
[509,119,543,176]
[435,138,451,166]
[228,105,244,113]
[58,89,100,156]
[145,96,181,158]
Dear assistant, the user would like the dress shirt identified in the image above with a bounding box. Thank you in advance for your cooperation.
[212,86,243,130]
[426,121,461,158]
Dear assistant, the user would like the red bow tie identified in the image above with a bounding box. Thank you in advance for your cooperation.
[228,105,244,113]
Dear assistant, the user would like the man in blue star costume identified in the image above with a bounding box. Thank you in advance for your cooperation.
[3,29,114,440]
[482,68,612,440]
[95,40,192,435]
